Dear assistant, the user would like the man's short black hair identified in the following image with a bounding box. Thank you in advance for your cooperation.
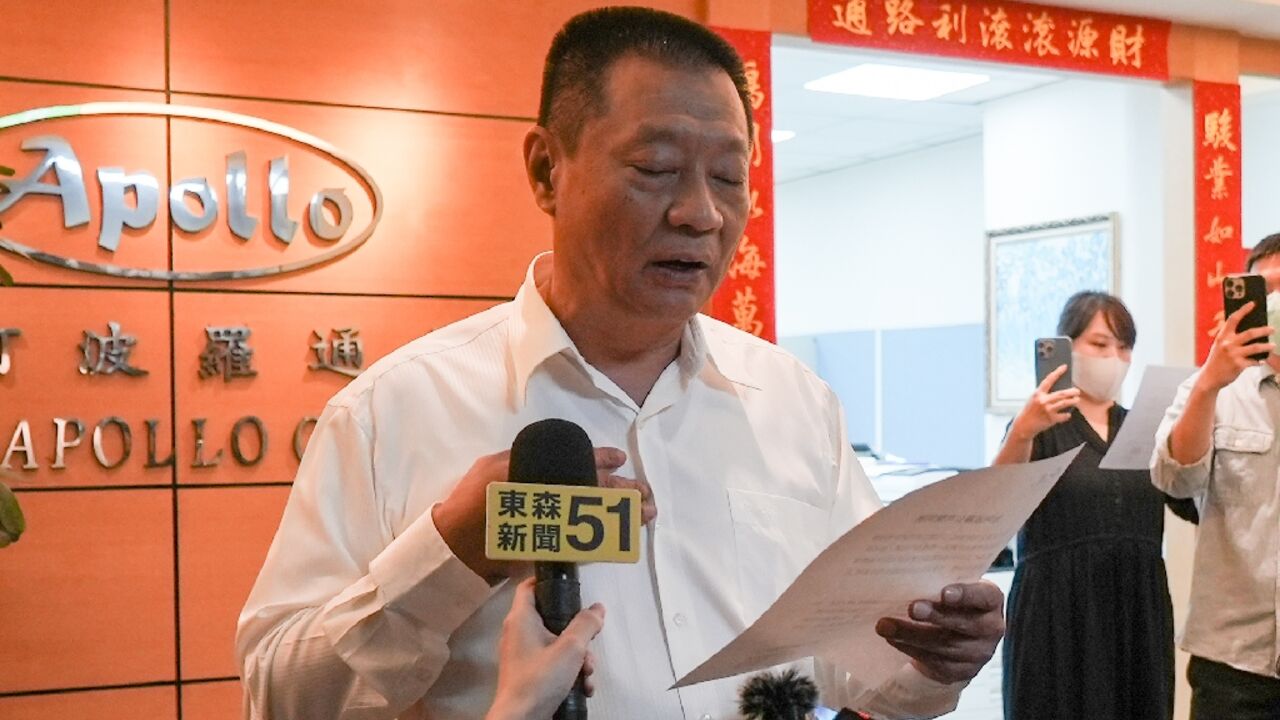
[1057,291,1137,349]
[1247,232,1280,271]
[537,6,755,152]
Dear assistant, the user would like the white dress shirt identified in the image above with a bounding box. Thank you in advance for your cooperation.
[1151,364,1280,677]
[237,254,964,719]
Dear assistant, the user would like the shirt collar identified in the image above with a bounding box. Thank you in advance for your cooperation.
[508,253,743,406]
[695,315,762,390]
[1249,361,1280,388]
[509,253,576,405]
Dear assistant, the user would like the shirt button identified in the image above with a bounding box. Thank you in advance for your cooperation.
[700,715,712,720]
[673,613,687,627]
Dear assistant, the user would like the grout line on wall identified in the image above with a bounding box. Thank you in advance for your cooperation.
[9,481,295,493]
[169,288,515,302]
[179,676,240,686]
[0,680,176,699]
[3,283,170,293]
[163,0,185,707]
[0,675,242,700]
[0,75,536,123]
[177,481,294,489]
[0,75,164,95]
[10,484,177,493]
[169,89,537,123]
[163,2,172,99]
[169,266,184,720]
[2,283,514,302]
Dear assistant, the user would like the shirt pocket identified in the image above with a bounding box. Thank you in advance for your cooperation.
[726,487,829,622]
[1212,425,1273,503]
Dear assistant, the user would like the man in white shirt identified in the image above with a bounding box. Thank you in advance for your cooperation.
[1152,233,1280,718]
[236,7,1004,719]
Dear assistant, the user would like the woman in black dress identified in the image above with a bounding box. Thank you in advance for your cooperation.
[998,292,1193,720]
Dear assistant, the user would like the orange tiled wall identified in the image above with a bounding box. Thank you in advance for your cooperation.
[0,2,701,717]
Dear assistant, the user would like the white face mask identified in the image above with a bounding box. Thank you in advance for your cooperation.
[1267,291,1280,357]
[1072,351,1130,401]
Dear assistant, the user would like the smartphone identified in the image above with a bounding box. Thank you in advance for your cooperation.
[1034,337,1073,393]
[1222,273,1269,361]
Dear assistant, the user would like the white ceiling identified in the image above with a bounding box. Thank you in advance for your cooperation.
[771,0,1280,184]
[772,38,1063,183]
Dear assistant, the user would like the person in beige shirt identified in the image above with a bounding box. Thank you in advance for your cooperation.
[1152,233,1280,718]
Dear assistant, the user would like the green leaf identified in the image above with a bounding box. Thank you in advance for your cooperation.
[0,481,25,547]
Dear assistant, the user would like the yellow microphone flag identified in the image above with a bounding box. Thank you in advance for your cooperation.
[484,482,641,564]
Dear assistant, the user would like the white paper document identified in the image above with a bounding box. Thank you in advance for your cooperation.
[1099,366,1195,470]
[673,447,1081,691]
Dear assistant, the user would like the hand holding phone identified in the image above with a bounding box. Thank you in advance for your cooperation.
[1197,274,1277,392]
[1034,337,1073,392]
[1222,274,1270,362]
[1008,338,1080,443]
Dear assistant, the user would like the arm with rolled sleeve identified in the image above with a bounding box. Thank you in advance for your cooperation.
[1150,374,1214,500]
[813,400,964,719]
[235,400,490,720]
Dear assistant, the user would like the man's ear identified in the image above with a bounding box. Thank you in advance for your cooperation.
[523,126,560,216]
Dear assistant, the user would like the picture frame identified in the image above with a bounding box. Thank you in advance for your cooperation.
[986,214,1119,413]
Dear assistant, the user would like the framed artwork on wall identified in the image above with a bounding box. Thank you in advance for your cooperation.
[987,214,1118,413]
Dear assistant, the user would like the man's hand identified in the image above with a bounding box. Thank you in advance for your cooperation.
[432,446,654,583]
[1197,301,1274,393]
[1167,302,1271,467]
[875,581,1004,685]
[594,447,657,525]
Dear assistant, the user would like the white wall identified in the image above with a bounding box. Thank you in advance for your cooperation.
[984,78,1164,393]
[981,78,1194,453]
[1243,91,1280,248]
[1162,84,1197,720]
[776,76,1195,451]
[776,80,1189,455]
[775,136,985,336]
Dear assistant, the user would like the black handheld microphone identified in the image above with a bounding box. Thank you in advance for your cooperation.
[738,668,819,720]
[509,418,598,720]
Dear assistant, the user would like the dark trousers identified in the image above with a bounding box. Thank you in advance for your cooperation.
[1189,656,1280,719]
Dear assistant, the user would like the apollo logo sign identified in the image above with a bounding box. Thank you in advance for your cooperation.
[0,102,382,280]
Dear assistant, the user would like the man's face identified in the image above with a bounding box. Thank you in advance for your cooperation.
[1255,254,1280,294]
[548,55,751,323]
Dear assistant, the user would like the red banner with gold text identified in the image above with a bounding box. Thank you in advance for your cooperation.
[1194,81,1245,363]
[809,0,1169,81]
[709,27,776,343]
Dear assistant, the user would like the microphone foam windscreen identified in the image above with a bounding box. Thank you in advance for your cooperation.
[508,418,597,487]
[739,668,819,720]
